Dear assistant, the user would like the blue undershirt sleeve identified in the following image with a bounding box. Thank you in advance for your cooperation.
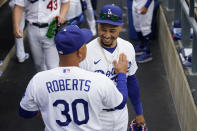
[114,73,128,110]
[145,0,153,8]
[19,105,38,119]
[127,74,143,115]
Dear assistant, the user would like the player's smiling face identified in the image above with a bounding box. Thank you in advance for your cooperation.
[98,23,123,48]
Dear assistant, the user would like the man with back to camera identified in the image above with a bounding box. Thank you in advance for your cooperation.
[18,25,129,131]
[80,4,145,130]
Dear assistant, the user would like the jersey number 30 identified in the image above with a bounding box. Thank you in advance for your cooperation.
[53,99,89,126]
[47,0,58,11]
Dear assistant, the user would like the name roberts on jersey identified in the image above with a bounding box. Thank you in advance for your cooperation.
[46,78,91,93]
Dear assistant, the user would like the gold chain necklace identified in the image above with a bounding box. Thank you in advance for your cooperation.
[98,39,119,64]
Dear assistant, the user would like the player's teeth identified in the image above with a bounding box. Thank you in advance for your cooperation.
[104,38,110,41]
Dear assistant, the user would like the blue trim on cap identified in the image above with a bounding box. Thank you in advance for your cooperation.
[96,19,123,26]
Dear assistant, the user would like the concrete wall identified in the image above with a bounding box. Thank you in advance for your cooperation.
[156,6,197,131]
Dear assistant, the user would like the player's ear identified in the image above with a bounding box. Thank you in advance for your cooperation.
[119,24,124,30]
[77,44,87,61]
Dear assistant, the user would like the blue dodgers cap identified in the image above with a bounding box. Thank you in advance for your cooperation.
[96,4,123,26]
[55,25,92,55]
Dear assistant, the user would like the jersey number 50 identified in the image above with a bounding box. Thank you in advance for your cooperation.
[47,0,58,11]
[53,99,89,126]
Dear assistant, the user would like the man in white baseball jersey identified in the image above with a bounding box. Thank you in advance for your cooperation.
[84,0,96,36]
[13,0,70,72]
[9,0,29,63]
[65,0,96,36]
[65,0,84,26]
[132,0,154,63]
[19,25,129,131]
[80,4,145,130]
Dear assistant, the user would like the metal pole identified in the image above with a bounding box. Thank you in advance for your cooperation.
[190,0,194,17]
[174,0,182,20]
[168,0,175,10]
[192,31,197,73]
[181,11,191,47]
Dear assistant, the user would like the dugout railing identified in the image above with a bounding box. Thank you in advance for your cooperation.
[156,0,197,130]
[162,0,197,73]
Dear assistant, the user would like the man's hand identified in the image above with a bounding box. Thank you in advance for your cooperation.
[14,25,23,38]
[140,6,148,14]
[113,53,128,74]
[58,15,66,25]
[135,114,145,127]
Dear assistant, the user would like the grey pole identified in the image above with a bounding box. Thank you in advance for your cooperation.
[189,0,194,17]
[181,11,191,47]
[174,0,182,20]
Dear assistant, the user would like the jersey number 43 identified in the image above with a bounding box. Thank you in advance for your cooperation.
[47,0,58,11]
[53,99,89,126]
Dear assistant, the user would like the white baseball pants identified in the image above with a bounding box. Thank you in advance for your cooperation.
[27,24,59,72]
[132,0,154,36]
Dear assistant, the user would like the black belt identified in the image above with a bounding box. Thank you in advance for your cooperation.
[103,108,115,112]
[32,22,49,28]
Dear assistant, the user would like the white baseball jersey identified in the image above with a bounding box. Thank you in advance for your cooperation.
[132,0,154,36]
[66,0,82,20]
[80,37,137,131]
[20,67,123,131]
[14,0,69,72]
[14,0,69,23]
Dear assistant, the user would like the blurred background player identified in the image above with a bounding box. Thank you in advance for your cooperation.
[65,0,96,36]
[65,0,84,26]
[19,25,128,131]
[9,0,29,63]
[80,4,145,131]
[91,0,97,19]
[84,0,97,36]
[132,0,154,63]
[13,0,70,72]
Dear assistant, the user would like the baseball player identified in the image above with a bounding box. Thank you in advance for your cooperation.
[19,25,128,131]
[9,0,29,63]
[84,0,96,36]
[91,0,97,18]
[65,0,84,26]
[13,0,70,72]
[65,0,96,36]
[80,4,145,130]
[132,0,154,63]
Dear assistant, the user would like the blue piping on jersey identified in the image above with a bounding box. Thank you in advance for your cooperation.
[114,73,128,110]
[127,75,143,115]
[103,44,117,53]
[145,0,153,8]
[19,106,38,119]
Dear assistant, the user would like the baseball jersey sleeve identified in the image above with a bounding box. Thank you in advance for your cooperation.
[100,75,123,109]
[20,77,39,112]
[61,0,69,3]
[14,0,24,7]
[127,42,138,76]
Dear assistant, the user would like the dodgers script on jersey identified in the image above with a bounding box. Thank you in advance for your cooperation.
[80,37,137,130]
[14,0,69,23]
[20,67,123,131]
[80,37,137,83]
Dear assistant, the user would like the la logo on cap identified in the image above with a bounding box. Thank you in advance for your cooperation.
[107,9,112,17]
